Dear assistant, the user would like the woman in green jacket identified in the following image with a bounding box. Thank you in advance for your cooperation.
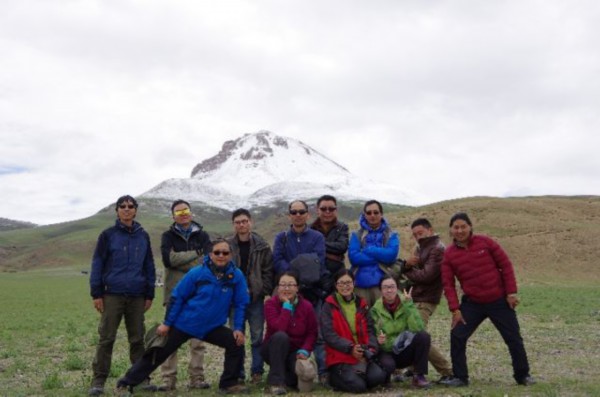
[370,275,431,389]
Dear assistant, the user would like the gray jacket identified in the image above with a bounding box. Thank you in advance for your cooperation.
[228,232,274,302]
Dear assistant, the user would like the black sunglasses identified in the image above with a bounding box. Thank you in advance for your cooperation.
[289,209,308,216]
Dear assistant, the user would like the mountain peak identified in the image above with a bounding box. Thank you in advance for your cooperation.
[143,130,418,209]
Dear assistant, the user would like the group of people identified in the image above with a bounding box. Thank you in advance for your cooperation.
[88,194,535,396]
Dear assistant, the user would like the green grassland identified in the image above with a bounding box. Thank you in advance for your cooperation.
[0,269,598,397]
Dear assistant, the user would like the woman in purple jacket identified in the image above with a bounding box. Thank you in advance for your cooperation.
[262,271,318,395]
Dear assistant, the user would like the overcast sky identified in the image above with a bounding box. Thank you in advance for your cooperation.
[1,0,599,225]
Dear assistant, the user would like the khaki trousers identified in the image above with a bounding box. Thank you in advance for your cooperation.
[354,286,381,308]
[160,338,206,383]
[415,302,453,377]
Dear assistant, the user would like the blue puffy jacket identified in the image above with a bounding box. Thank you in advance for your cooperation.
[89,220,156,299]
[349,216,400,288]
[164,256,249,339]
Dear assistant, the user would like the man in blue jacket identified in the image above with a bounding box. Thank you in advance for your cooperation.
[88,195,156,396]
[273,199,328,383]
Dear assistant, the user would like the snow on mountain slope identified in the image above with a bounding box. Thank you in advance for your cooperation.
[142,130,420,208]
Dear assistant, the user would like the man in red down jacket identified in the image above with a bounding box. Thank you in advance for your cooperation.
[441,212,535,388]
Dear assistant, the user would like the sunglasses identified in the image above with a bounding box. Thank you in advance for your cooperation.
[212,250,230,256]
[289,210,308,216]
[173,208,191,217]
[319,206,337,213]
[365,210,381,216]
[119,204,136,209]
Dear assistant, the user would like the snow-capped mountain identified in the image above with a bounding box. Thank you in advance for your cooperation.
[142,131,419,208]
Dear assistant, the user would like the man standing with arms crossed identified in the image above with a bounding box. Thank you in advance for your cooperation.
[227,208,274,384]
[158,200,211,391]
[402,218,453,384]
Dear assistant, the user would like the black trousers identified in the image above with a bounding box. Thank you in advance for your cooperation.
[260,331,298,388]
[451,296,531,382]
[118,326,243,389]
[378,331,431,376]
[328,361,387,393]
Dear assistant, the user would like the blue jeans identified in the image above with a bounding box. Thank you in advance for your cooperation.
[232,299,265,377]
[312,300,327,376]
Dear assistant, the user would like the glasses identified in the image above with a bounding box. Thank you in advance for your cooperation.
[212,250,230,256]
[381,285,397,290]
[319,206,337,213]
[289,210,308,216]
[119,204,135,209]
[278,283,298,289]
[233,219,249,225]
[365,210,381,216]
[173,208,191,217]
[336,280,353,287]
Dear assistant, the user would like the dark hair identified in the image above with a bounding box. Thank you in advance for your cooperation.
[449,212,473,227]
[288,200,309,211]
[171,199,191,213]
[317,194,337,207]
[379,275,397,290]
[209,238,232,252]
[276,270,300,286]
[115,195,138,211]
[333,268,355,284]
[231,208,251,221]
[411,217,432,229]
[363,199,383,214]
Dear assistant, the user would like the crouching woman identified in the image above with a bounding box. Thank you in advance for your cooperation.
[320,269,387,393]
[261,271,319,395]
[115,239,249,395]
[370,275,432,388]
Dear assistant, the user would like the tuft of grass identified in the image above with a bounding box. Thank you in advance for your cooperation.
[41,372,64,390]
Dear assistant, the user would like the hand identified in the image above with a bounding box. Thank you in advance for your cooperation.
[506,294,520,309]
[157,324,170,336]
[377,330,386,345]
[93,298,104,313]
[144,299,153,312]
[405,255,419,268]
[451,310,467,329]
[402,287,413,302]
[351,344,364,360]
[233,330,245,346]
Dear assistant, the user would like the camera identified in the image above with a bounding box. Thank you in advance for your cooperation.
[362,345,375,361]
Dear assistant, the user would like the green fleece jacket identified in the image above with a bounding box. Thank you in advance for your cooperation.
[369,296,425,352]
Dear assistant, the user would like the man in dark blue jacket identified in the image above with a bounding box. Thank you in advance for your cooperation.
[88,195,156,396]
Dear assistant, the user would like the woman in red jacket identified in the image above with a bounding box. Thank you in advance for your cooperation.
[262,271,318,395]
[320,269,387,393]
[441,212,535,387]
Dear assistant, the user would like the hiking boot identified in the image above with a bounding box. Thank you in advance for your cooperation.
[517,376,536,386]
[412,374,431,389]
[115,385,133,397]
[250,373,262,384]
[436,375,454,385]
[443,376,469,387]
[137,379,159,392]
[269,385,287,395]
[319,374,330,389]
[88,386,104,396]
[188,380,210,389]
[157,377,176,392]
[219,384,249,394]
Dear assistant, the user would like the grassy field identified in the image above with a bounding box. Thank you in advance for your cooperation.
[0,268,599,397]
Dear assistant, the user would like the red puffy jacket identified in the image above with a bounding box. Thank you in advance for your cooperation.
[442,234,518,312]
